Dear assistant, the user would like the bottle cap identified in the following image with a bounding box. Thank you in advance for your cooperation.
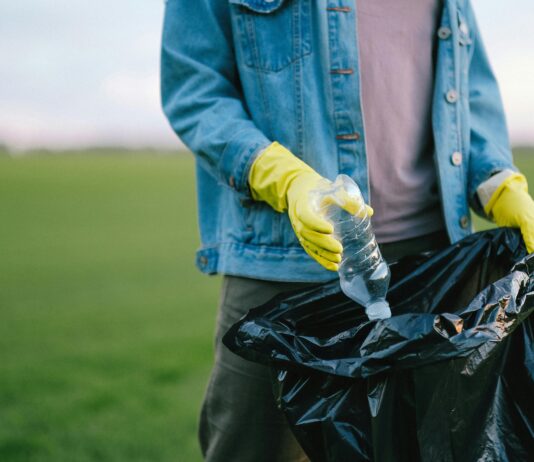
[366,301,392,321]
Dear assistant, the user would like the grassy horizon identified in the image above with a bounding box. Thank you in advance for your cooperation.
[1,147,533,461]
[0,154,219,461]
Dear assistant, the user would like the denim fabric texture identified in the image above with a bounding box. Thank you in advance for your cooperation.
[161,0,516,282]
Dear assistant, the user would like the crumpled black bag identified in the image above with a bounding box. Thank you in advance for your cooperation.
[223,229,534,462]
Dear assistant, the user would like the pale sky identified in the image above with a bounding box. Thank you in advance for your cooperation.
[0,0,533,150]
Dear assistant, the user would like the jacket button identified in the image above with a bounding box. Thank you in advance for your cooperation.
[460,215,470,229]
[437,27,452,39]
[446,89,458,103]
[229,176,236,188]
[451,152,463,166]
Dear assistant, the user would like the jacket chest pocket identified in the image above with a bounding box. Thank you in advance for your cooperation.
[229,0,312,72]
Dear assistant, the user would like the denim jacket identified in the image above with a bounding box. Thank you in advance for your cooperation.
[161,0,516,282]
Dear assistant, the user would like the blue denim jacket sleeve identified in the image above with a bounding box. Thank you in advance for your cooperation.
[465,1,517,216]
[161,0,272,196]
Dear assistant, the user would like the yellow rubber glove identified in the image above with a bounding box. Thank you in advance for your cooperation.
[484,173,534,253]
[249,142,373,271]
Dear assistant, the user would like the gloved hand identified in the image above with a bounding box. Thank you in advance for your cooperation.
[484,173,534,253]
[249,142,373,271]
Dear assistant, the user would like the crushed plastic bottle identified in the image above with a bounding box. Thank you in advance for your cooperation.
[311,174,392,320]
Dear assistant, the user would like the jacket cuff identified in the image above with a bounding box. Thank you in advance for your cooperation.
[469,162,518,217]
[476,169,516,209]
[218,127,272,197]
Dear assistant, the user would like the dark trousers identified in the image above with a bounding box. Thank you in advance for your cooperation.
[199,231,449,462]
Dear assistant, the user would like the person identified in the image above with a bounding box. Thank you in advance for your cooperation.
[161,0,534,460]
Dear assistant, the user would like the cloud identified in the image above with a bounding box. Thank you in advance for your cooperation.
[497,55,534,144]
[0,0,533,149]
[473,0,534,145]
[0,103,106,149]
[101,72,160,112]
[0,0,181,150]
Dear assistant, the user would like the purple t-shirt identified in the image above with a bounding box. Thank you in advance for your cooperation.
[357,0,445,242]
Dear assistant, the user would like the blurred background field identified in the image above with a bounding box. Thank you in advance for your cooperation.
[0,147,533,461]
[0,151,219,461]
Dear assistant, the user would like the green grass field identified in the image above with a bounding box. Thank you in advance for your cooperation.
[1,148,533,461]
[0,153,219,461]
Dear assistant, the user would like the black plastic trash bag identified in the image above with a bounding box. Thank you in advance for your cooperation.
[223,229,534,462]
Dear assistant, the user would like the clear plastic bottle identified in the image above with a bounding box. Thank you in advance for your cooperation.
[311,174,392,320]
